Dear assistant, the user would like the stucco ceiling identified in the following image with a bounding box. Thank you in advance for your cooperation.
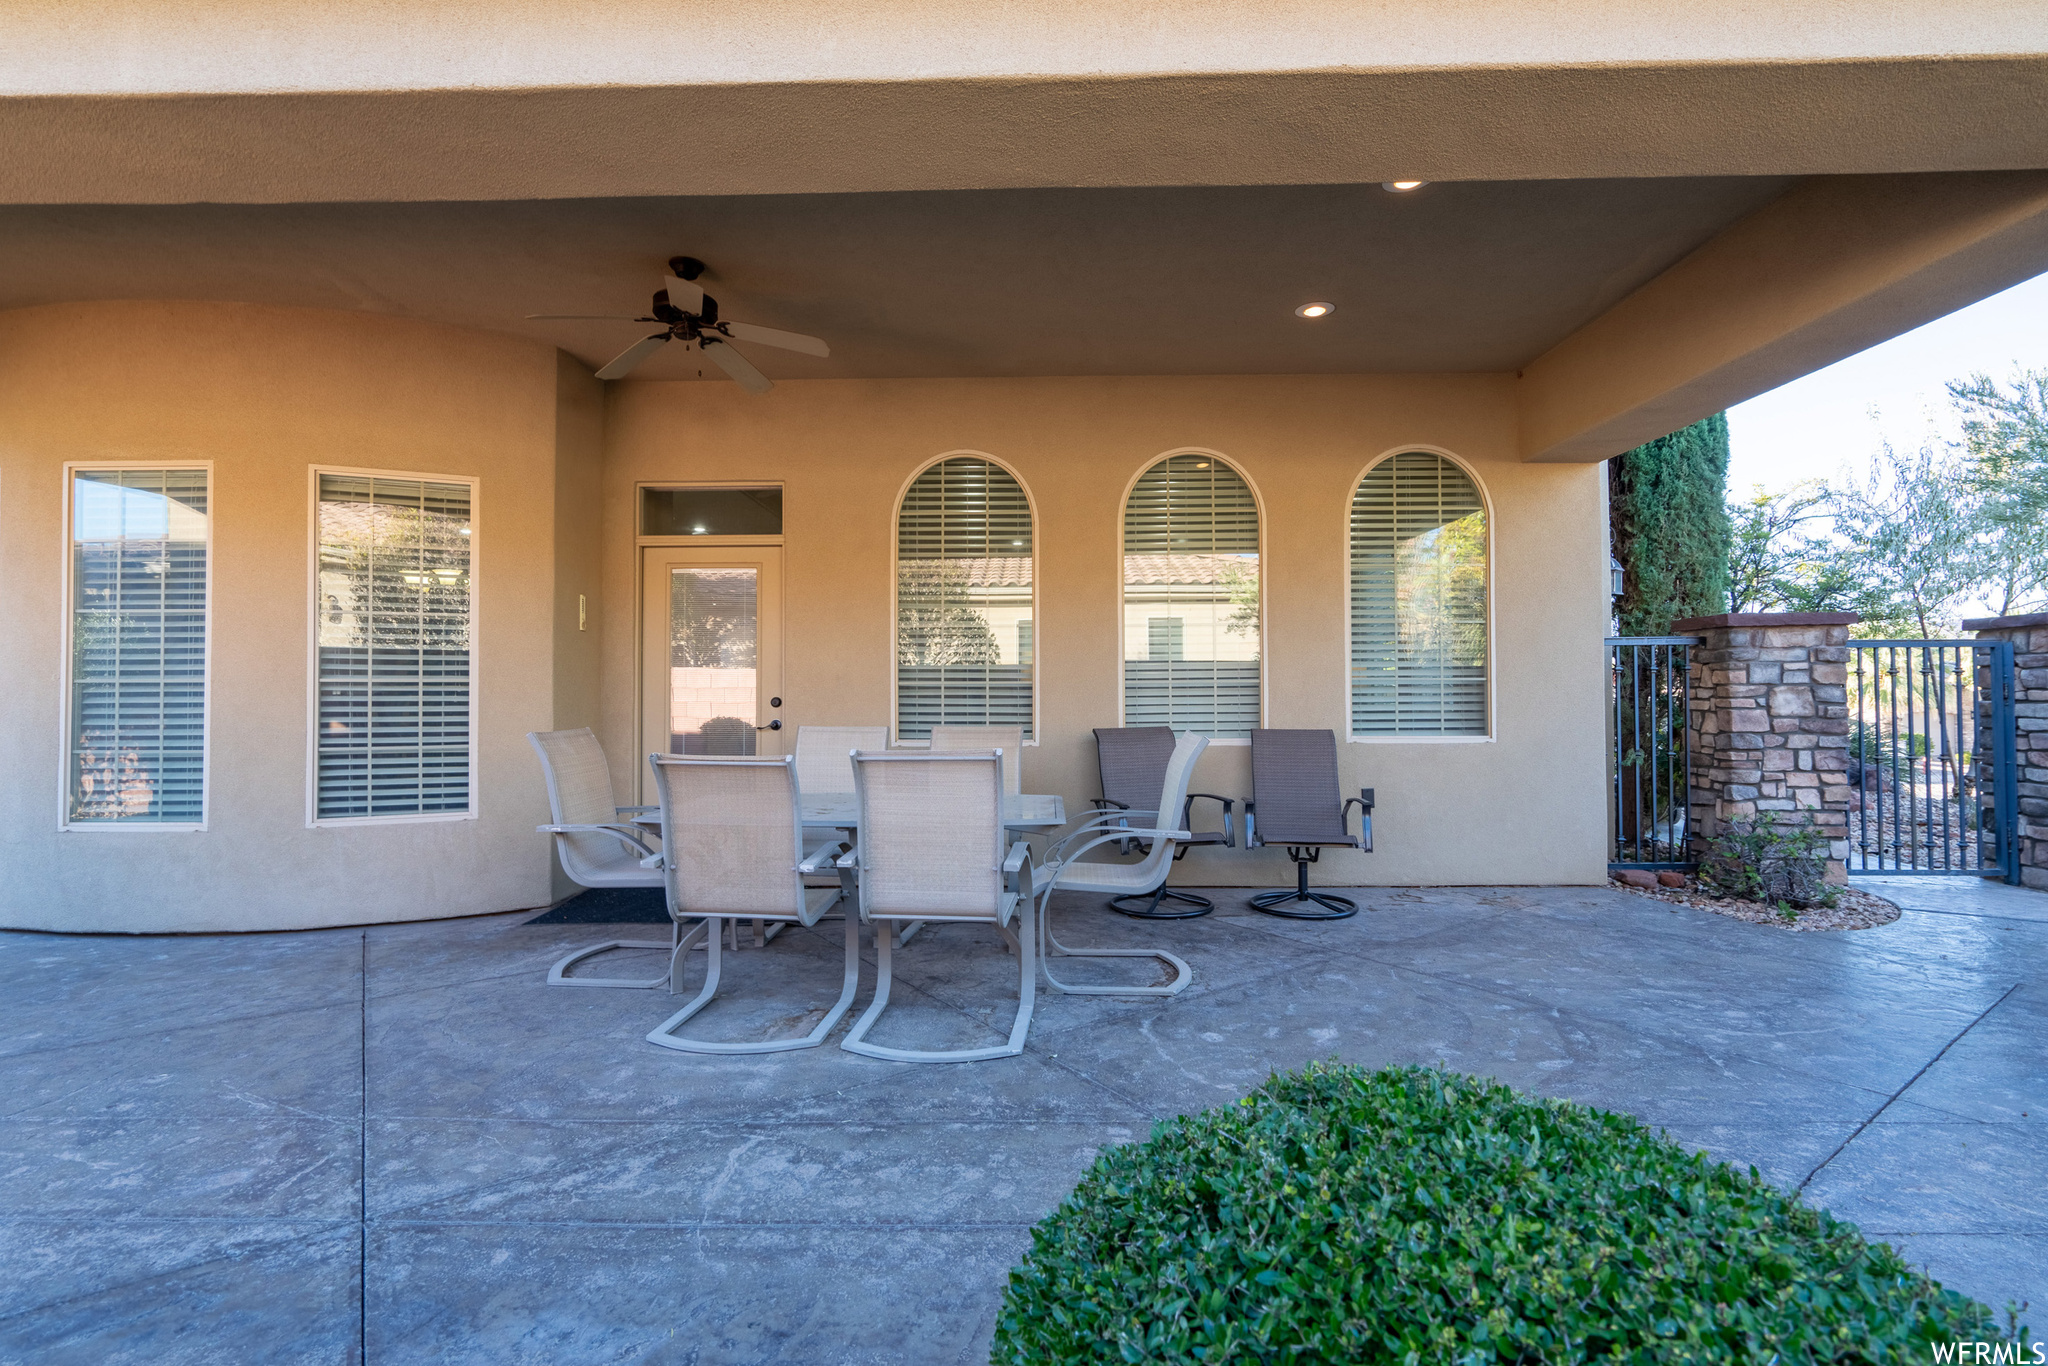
[0,177,1795,380]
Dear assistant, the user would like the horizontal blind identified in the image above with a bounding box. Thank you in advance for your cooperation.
[897,457,1034,739]
[68,469,210,823]
[316,474,474,819]
[1350,452,1488,735]
[1122,454,1260,737]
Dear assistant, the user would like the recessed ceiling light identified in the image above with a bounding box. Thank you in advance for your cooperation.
[1294,302,1334,318]
[1382,180,1426,192]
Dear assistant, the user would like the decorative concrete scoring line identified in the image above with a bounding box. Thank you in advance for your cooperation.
[1797,982,2021,1194]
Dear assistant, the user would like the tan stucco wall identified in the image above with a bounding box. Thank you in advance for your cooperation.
[0,301,573,932]
[601,375,1610,888]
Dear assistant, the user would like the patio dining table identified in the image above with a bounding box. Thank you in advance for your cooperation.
[632,793,1067,835]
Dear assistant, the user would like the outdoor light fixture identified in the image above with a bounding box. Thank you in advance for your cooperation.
[1382,180,1426,192]
[1610,555,1626,598]
[1294,303,1334,318]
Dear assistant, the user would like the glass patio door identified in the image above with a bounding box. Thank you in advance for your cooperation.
[641,547,784,790]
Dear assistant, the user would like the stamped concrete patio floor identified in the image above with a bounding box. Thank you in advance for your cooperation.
[2,876,2043,1364]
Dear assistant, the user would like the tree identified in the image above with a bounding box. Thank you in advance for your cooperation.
[1826,439,1980,638]
[1949,369,2048,617]
[897,561,1000,666]
[1725,481,1857,614]
[1610,414,1732,635]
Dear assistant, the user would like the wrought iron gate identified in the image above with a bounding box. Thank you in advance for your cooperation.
[1848,640,2019,880]
[1609,637,1696,870]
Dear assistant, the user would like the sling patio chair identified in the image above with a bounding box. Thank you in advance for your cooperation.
[530,727,705,989]
[643,754,861,1055]
[838,749,1037,1063]
[1090,724,1236,918]
[1244,728,1375,920]
[928,725,1022,794]
[1024,732,1206,996]
[794,725,888,796]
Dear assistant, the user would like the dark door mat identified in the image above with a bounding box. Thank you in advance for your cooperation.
[524,888,669,925]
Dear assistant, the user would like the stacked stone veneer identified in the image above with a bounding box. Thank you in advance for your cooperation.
[1675,613,1858,880]
[1965,612,2048,890]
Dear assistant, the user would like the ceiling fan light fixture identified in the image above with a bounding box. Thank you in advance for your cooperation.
[1382,179,1427,192]
[1294,302,1334,319]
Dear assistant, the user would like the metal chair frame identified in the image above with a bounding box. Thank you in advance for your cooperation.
[643,754,863,1055]
[1089,726,1234,919]
[838,750,1038,1063]
[1243,728,1375,921]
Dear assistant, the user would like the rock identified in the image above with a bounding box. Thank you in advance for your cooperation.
[1612,870,1658,889]
[1656,871,1687,888]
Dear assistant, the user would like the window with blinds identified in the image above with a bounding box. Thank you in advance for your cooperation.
[1122,453,1260,737]
[1350,452,1488,736]
[896,457,1034,740]
[314,472,475,820]
[67,468,211,825]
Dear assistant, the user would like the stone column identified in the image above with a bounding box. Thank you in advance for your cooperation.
[1673,612,1859,882]
[1964,612,2048,890]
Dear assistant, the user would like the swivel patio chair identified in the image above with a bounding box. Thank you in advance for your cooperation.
[643,754,861,1055]
[530,727,703,989]
[1090,725,1235,918]
[1244,728,1374,920]
[839,750,1037,1063]
[928,725,1022,794]
[1025,732,1205,996]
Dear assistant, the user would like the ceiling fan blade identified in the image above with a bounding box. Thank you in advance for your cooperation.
[662,275,706,315]
[721,322,829,358]
[698,338,773,394]
[527,313,649,321]
[595,333,670,380]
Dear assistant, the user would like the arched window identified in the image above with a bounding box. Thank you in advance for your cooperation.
[1121,453,1260,737]
[896,456,1034,740]
[1350,452,1488,736]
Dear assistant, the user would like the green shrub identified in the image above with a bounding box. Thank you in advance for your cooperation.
[994,1064,2002,1364]
[1700,813,1839,913]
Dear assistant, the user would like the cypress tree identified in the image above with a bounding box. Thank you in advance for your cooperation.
[1609,414,1733,635]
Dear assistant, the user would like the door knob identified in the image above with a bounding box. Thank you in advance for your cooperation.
[756,719,783,731]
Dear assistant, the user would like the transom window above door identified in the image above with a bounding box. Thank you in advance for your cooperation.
[895,456,1035,741]
[1121,453,1261,738]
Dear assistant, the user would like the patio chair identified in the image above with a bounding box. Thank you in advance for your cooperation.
[794,725,888,795]
[1026,732,1205,996]
[643,754,861,1054]
[928,725,1022,794]
[839,750,1037,1063]
[530,727,703,989]
[1244,728,1374,920]
[1090,725,1236,918]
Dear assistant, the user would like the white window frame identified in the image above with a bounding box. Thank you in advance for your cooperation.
[889,450,1041,747]
[1343,444,1496,744]
[305,465,482,827]
[59,461,216,833]
[1114,447,1267,744]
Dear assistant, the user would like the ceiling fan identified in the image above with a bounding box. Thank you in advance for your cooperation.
[527,256,829,392]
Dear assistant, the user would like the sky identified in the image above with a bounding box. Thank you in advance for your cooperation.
[1725,269,2048,496]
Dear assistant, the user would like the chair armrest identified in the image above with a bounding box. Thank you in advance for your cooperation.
[615,805,657,816]
[1182,792,1236,848]
[1089,797,1131,811]
[1045,809,1158,860]
[798,844,842,875]
[1004,840,1034,902]
[1343,788,1375,852]
[1044,828,1194,879]
[538,822,658,859]
[639,852,663,870]
[835,843,861,870]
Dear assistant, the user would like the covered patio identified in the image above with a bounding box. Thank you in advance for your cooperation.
[3,876,2041,1362]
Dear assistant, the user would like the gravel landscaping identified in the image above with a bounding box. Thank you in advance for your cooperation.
[1610,873,1903,931]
